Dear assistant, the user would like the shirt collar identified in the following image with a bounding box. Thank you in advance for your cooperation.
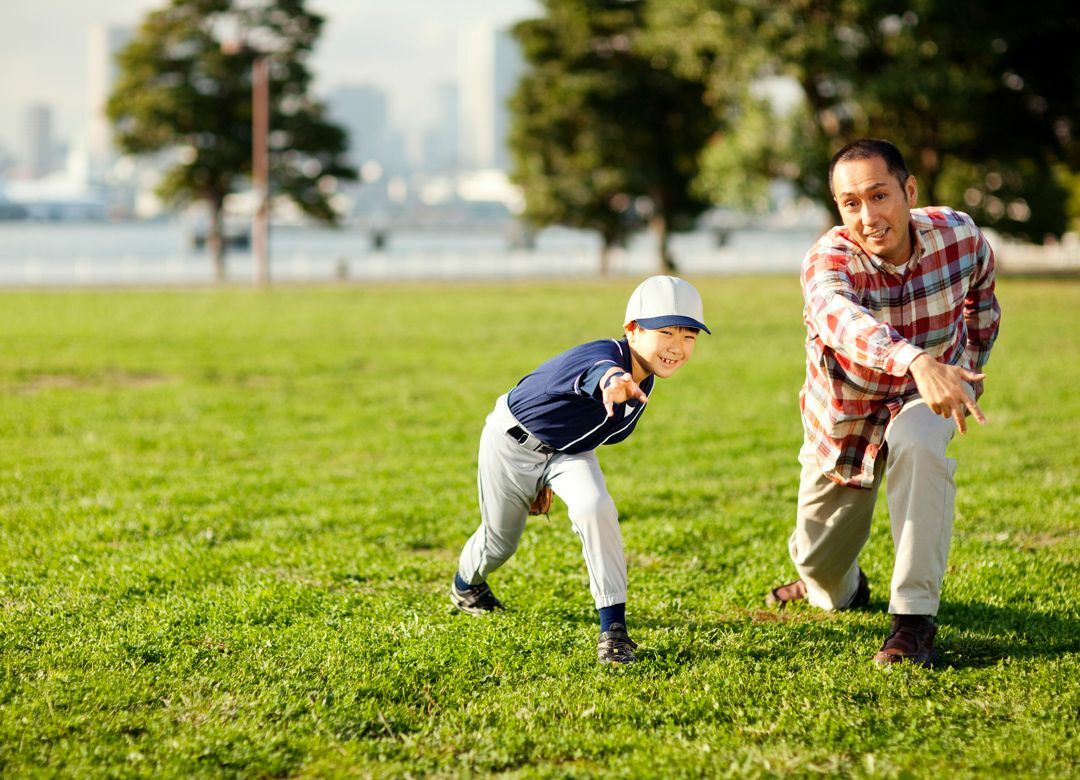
[846,212,927,274]
[908,209,933,263]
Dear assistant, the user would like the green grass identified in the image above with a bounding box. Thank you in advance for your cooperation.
[0,276,1077,778]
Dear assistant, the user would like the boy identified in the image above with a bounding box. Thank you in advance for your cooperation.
[450,275,710,665]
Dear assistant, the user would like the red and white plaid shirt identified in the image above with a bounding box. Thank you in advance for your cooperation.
[800,207,1001,488]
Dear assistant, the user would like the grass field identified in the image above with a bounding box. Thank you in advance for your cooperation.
[0,276,1077,778]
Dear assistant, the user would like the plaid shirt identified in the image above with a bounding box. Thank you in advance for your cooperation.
[800,207,1001,488]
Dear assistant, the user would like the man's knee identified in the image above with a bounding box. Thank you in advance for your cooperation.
[887,410,952,463]
[790,530,823,569]
[790,525,850,572]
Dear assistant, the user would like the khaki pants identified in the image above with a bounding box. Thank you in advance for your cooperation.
[789,397,960,616]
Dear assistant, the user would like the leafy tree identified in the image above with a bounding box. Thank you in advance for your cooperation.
[644,1,785,217]
[509,0,716,273]
[781,1,1077,239]
[108,0,356,278]
[661,1,1078,241]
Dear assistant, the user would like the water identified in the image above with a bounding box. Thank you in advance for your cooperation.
[0,220,818,286]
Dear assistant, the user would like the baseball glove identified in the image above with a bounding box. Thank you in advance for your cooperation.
[529,485,553,516]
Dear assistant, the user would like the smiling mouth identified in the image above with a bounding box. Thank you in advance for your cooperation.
[659,356,679,367]
[865,228,888,240]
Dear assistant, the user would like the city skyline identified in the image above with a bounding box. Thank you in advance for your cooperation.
[0,0,540,166]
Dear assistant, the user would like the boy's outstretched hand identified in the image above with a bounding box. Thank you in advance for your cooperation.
[601,371,649,417]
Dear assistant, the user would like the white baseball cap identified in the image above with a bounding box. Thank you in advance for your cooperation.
[624,275,710,334]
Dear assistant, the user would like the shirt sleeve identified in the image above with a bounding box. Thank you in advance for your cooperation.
[579,360,621,399]
[964,228,1001,369]
[802,246,924,377]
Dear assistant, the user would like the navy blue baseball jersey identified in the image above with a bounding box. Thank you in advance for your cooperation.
[507,338,655,454]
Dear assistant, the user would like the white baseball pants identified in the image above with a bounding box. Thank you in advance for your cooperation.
[457,394,627,608]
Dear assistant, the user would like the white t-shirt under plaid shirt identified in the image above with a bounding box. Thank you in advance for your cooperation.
[800,206,1001,488]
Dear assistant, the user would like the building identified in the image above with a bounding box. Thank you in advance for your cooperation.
[327,84,407,175]
[421,82,459,173]
[22,104,54,179]
[456,24,524,172]
[86,24,133,181]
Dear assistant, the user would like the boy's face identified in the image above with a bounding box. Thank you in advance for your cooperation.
[625,323,698,378]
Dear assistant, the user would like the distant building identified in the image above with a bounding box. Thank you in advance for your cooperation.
[327,84,408,174]
[22,104,54,179]
[457,24,524,171]
[421,82,459,173]
[0,143,13,177]
[86,24,132,180]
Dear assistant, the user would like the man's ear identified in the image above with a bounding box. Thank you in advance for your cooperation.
[905,174,918,207]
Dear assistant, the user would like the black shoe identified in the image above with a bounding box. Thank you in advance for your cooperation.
[842,569,871,610]
[597,623,638,665]
[449,580,504,615]
[873,614,937,668]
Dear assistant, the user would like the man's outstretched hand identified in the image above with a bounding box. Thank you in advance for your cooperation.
[908,353,986,434]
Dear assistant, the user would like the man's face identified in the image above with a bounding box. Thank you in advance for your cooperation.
[832,155,918,264]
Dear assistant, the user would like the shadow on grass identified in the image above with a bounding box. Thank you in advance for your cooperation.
[742,599,1079,669]
[935,600,1080,669]
[441,594,1078,670]
[658,600,1075,669]
[736,593,1080,668]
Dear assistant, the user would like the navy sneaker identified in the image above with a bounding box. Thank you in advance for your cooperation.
[449,580,504,615]
[597,623,638,665]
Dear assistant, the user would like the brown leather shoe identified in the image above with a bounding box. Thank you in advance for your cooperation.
[873,614,937,668]
[765,578,806,608]
[765,569,869,609]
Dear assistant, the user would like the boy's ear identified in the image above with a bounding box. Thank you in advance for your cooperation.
[624,320,639,335]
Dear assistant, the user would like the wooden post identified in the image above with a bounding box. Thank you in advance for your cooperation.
[252,55,270,287]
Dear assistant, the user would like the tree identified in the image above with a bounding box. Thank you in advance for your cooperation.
[509,0,716,273]
[644,0,785,216]
[108,0,356,279]
[718,0,1078,240]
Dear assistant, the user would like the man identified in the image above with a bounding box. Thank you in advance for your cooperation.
[767,138,1001,668]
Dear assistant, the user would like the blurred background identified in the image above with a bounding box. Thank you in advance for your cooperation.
[0,0,1076,286]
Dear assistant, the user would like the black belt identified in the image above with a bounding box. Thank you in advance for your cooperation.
[507,425,554,454]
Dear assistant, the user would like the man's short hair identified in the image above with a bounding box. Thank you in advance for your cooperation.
[828,138,911,197]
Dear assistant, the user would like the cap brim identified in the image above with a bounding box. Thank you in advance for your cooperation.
[634,315,711,335]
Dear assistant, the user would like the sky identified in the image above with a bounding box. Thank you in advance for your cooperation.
[0,0,540,157]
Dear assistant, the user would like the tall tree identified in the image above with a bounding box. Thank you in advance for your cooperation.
[748,0,1076,239]
[644,0,782,216]
[509,0,716,273]
[108,0,356,279]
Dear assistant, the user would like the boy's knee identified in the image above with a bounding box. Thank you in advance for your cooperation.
[482,525,523,563]
[482,541,518,570]
[570,492,618,528]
